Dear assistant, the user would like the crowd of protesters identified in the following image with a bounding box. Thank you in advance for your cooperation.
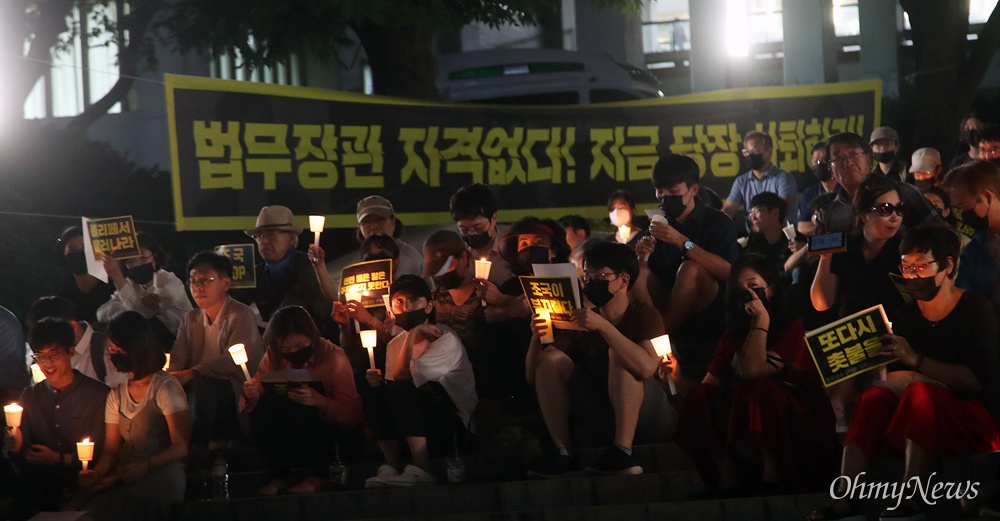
[2,119,1000,521]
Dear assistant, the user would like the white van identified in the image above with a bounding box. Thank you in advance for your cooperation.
[436,48,663,105]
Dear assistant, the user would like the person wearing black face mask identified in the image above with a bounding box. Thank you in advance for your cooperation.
[906,147,942,191]
[362,275,477,487]
[55,226,113,325]
[677,254,839,499]
[796,141,839,238]
[949,114,985,169]
[869,126,908,182]
[241,306,363,496]
[526,242,672,478]
[812,224,1000,521]
[722,131,798,230]
[941,160,1000,311]
[449,183,513,286]
[97,232,192,352]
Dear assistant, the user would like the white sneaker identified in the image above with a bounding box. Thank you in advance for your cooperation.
[384,464,437,487]
[365,464,400,489]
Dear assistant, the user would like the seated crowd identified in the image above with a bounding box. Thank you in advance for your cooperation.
[3,121,1000,521]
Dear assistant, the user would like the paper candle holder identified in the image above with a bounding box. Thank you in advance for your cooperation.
[30,364,45,384]
[4,403,22,429]
[228,343,252,380]
[77,437,95,470]
[649,334,677,395]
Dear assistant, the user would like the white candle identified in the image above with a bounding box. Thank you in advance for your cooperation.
[4,403,22,429]
[30,364,45,383]
[77,437,94,470]
[309,215,325,245]
[345,292,363,332]
[228,343,252,380]
[536,310,554,345]
[475,258,492,306]
[618,225,630,243]
[650,334,677,395]
[360,330,378,369]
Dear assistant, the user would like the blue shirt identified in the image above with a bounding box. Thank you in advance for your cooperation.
[797,182,838,224]
[956,230,1000,312]
[726,165,798,212]
[0,305,29,398]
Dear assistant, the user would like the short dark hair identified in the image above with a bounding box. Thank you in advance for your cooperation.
[749,191,788,222]
[558,215,590,236]
[136,232,167,269]
[942,160,1000,199]
[825,132,871,161]
[27,296,77,329]
[899,224,961,279]
[725,253,790,336]
[450,183,499,222]
[743,130,773,149]
[107,311,166,379]
[360,234,400,260]
[977,124,1000,147]
[922,186,951,208]
[186,251,233,278]
[652,154,700,189]
[29,318,76,353]
[811,141,827,154]
[582,241,639,290]
[263,306,324,370]
[607,190,636,212]
[854,175,898,215]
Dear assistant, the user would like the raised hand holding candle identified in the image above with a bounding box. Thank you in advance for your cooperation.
[536,310,554,345]
[650,335,677,395]
[309,215,326,245]
[228,343,252,381]
[4,403,22,429]
[77,437,94,470]
[360,330,378,369]
[474,258,492,306]
[30,364,45,384]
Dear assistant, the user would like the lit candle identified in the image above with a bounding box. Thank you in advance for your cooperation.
[4,403,22,429]
[474,258,492,306]
[162,353,171,372]
[360,330,378,369]
[650,334,677,395]
[345,291,363,332]
[309,215,325,245]
[77,437,94,470]
[228,343,252,381]
[30,364,45,383]
[618,225,630,243]
[536,309,554,345]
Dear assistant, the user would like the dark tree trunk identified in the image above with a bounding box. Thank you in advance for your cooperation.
[352,22,437,99]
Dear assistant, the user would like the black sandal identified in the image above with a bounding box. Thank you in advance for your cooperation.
[879,502,925,521]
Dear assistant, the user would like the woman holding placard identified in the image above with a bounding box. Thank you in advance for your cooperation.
[810,176,907,429]
[70,311,189,521]
[675,254,839,498]
[808,224,1000,521]
[240,306,362,495]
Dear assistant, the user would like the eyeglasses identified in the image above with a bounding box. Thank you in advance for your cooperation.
[187,276,218,287]
[250,230,290,242]
[32,352,63,364]
[580,272,620,284]
[899,260,938,277]
[868,202,904,217]
[827,151,868,167]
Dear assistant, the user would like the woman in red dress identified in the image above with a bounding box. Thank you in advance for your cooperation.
[674,254,839,497]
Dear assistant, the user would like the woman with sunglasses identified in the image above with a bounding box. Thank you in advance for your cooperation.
[811,175,907,430]
[808,224,1000,520]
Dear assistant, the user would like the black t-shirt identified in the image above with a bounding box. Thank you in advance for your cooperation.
[647,198,739,288]
[59,279,114,326]
[891,291,1000,425]
[745,233,789,268]
[553,298,664,383]
[830,234,905,318]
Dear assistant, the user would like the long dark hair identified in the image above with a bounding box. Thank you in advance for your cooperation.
[724,254,792,342]
[107,311,166,379]
[263,306,324,369]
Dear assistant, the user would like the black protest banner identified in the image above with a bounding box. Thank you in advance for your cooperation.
[166,75,881,231]
[215,244,256,289]
[805,304,893,387]
[340,259,393,308]
[86,215,140,260]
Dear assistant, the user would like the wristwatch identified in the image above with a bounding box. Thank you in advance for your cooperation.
[683,240,695,251]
